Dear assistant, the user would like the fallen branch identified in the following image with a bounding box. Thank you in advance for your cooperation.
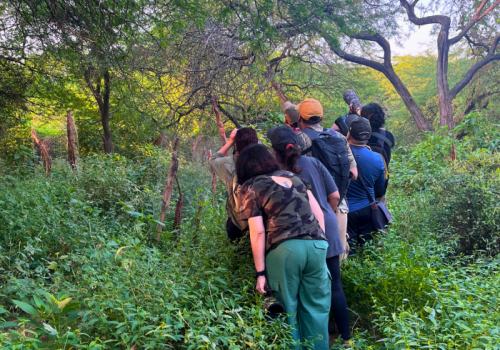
[156,137,180,242]
[66,110,76,170]
[31,130,51,177]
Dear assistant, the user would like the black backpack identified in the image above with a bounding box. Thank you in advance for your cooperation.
[301,128,351,200]
[367,130,392,198]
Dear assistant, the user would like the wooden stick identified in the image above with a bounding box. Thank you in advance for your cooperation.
[208,150,217,204]
[156,137,180,242]
[31,130,51,177]
[66,110,76,170]
[173,175,183,232]
[451,143,456,162]
[271,82,288,103]
[212,99,227,151]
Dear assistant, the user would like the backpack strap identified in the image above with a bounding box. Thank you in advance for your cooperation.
[371,131,393,148]
[300,128,318,155]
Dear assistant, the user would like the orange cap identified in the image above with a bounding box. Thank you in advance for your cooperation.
[295,98,323,120]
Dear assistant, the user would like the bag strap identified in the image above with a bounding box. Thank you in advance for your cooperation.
[371,131,393,148]
[356,166,377,211]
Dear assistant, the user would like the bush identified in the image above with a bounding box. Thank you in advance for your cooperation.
[0,152,297,349]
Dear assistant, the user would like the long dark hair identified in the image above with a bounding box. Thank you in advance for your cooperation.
[236,144,280,185]
[273,146,302,174]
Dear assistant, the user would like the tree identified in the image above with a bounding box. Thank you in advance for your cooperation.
[329,0,500,130]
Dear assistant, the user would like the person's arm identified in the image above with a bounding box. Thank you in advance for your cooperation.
[307,190,325,233]
[374,156,386,190]
[327,191,340,212]
[343,135,358,180]
[248,216,268,294]
[350,166,358,180]
[211,128,238,159]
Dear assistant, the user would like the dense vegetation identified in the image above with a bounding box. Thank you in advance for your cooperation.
[1,0,500,348]
[1,111,500,349]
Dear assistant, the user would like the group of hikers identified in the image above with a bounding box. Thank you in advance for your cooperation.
[210,97,394,349]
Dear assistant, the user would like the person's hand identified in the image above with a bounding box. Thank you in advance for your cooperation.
[332,124,340,131]
[349,103,361,116]
[228,128,238,144]
[255,276,269,294]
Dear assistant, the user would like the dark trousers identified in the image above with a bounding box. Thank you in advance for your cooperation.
[225,218,246,243]
[326,255,350,341]
[347,206,375,254]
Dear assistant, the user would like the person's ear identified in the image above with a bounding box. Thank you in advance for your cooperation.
[346,132,351,141]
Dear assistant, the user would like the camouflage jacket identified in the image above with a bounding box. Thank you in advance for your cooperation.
[238,170,326,253]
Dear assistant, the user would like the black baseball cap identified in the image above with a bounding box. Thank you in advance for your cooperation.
[349,117,371,141]
[267,126,299,151]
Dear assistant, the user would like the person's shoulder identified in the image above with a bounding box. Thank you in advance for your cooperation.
[210,153,234,165]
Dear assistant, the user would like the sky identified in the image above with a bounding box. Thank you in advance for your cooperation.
[390,23,436,56]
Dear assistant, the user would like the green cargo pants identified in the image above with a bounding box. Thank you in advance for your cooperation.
[266,239,331,350]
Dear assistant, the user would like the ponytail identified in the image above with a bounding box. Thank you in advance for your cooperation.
[275,146,302,174]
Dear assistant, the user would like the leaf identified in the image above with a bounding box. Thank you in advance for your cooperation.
[115,246,132,260]
[0,308,8,314]
[57,298,72,310]
[125,210,144,218]
[12,300,40,317]
[0,322,18,328]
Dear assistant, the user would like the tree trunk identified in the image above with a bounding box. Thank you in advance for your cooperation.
[436,24,455,129]
[101,70,114,153]
[156,137,181,242]
[383,69,432,131]
[66,110,76,169]
[31,130,51,177]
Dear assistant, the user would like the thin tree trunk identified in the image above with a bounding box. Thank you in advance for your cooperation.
[101,70,114,153]
[212,99,227,152]
[208,150,217,204]
[66,110,76,169]
[271,82,288,103]
[31,130,51,177]
[156,137,180,242]
[436,22,455,129]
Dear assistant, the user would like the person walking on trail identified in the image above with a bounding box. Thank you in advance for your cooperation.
[210,128,258,242]
[295,98,358,263]
[345,117,386,251]
[268,126,352,348]
[236,144,331,350]
[360,103,394,205]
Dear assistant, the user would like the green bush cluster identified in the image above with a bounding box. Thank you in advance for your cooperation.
[2,112,500,349]
[341,112,500,349]
[0,152,295,349]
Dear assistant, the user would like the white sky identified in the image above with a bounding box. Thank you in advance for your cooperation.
[390,23,436,56]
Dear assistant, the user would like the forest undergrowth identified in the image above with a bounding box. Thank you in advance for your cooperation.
[1,113,500,349]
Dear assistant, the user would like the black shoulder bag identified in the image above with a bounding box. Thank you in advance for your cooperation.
[357,168,392,232]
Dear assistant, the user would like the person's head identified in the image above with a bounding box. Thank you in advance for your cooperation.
[361,103,385,130]
[296,98,323,129]
[235,127,259,153]
[283,101,299,128]
[268,126,302,174]
[347,117,372,146]
[236,144,280,185]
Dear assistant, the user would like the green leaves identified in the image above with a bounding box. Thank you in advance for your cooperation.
[12,300,40,317]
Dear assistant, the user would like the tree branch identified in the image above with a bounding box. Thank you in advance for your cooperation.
[450,34,500,99]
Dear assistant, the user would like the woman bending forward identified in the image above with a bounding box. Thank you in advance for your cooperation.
[236,144,331,350]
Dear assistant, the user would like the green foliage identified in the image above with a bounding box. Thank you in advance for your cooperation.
[0,151,296,349]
